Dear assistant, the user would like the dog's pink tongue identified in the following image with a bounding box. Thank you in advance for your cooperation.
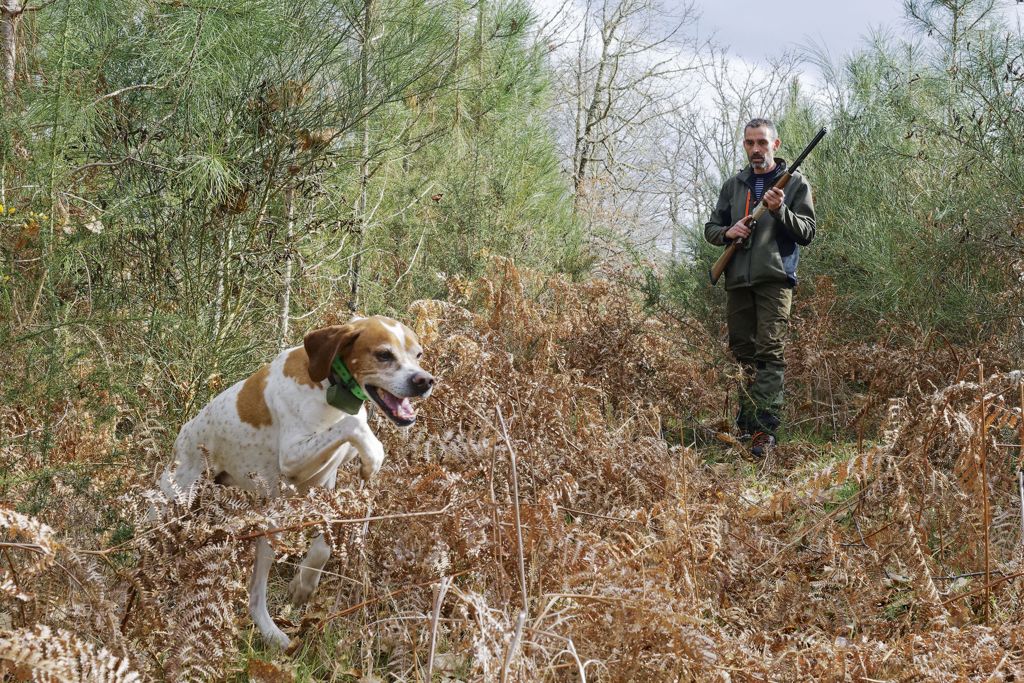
[380,389,416,421]
[396,398,415,421]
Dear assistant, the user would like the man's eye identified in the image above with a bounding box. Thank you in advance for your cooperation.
[375,350,396,362]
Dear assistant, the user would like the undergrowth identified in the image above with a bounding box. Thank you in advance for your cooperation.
[2,258,1024,681]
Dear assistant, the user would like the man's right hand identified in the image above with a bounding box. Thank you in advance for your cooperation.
[725,216,752,241]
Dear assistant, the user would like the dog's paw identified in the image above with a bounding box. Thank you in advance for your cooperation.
[262,624,291,650]
[359,453,383,481]
[359,459,379,481]
[287,574,316,607]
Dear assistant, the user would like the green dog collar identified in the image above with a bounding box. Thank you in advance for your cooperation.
[331,357,368,401]
[325,357,368,414]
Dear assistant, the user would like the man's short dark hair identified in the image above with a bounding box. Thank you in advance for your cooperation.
[744,118,778,140]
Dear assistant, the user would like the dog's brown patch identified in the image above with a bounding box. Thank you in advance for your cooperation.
[283,348,319,389]
[237,365,273,428]
[343,317,421,372]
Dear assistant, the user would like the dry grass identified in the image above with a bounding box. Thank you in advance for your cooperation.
[2,258,1024,681]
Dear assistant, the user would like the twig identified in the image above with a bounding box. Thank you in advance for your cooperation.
[232,504,451,541]
[88,82,166,108]
[314,570,470,630]
[390,220,430,292]
[1019,380,1024,547]
[2,547,27,624]
[752,490,864,573]
[1015,471,1024,548]
[932,570,1004,581]
[0,542,49,554]
[425,575,452,681]
[939,570,1024,608]
[984,653,1009,683]
[557,505,646,525]
[497,406,529,618]
[120,584,137,631]
[500,609,526,683]
[725,529,767,558]
[561,638,589,683]
[979,360,991,624]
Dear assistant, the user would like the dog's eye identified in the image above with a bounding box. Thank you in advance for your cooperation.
[416,351,423,359]
[375,349,396,363]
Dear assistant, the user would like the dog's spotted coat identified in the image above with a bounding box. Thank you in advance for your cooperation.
[159,316,434,648]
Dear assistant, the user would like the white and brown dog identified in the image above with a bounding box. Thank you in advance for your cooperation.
[159,316,434,648]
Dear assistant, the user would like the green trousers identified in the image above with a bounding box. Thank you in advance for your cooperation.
[726,283,793,432]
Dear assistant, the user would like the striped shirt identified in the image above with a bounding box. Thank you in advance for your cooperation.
[752,167,780,202]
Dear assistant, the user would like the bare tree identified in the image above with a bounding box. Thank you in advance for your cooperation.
[690,47,799,182]
[546,0,710,261]
[644,48,800,261]
[349,0,375,312]
[560,0,702,208]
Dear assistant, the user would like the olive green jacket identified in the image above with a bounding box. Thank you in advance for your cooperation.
[704,159,816,290]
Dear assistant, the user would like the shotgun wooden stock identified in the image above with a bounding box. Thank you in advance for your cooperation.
[708,127,826,286]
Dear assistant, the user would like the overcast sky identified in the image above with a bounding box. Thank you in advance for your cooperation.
[690,0,1024,62]
[692,0,907,61]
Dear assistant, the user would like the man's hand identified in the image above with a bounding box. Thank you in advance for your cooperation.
[763,187,785,212]
[725,216,752,241]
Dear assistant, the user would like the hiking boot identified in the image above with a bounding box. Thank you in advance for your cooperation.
[750,431,776,458]
[735,410,755,439]
[754,410,781,434]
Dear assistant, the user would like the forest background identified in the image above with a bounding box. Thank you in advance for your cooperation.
[3,0,1024,680]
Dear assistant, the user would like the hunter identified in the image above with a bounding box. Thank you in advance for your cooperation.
[704,118,816,456]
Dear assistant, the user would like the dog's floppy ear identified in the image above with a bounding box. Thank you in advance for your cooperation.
[304,324,359,383]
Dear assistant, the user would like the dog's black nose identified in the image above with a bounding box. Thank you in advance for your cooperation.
[410,372,435,394]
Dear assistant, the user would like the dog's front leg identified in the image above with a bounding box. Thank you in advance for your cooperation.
[351,427,385,481]
[281,420,385,483]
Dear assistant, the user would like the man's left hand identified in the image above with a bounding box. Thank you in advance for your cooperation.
[763,187,785,212]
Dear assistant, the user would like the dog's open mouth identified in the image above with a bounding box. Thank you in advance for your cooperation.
[366,385,417,426]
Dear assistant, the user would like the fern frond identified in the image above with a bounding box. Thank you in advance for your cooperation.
[0,625,141,682]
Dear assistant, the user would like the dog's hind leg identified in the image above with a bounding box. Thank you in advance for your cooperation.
[287,533,331,607]
[249,536,290,649]
[150,438,207,523]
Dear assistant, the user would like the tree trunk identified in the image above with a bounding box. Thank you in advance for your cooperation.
[350,0,374,312]
[668,192,678,261]
[571,8,619,212]
[278,188,295,349]
[211,222,234,343]
[1,1,22,93]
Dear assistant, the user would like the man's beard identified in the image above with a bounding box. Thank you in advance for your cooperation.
[750,154,771,171]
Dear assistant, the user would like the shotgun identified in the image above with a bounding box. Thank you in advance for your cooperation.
[709,127,827,286]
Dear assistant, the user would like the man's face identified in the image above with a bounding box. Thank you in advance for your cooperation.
[743,126,781,172]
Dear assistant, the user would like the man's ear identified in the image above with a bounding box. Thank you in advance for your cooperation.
[304,324,359,383]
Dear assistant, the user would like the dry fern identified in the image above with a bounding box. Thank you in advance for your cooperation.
[0,624,141,682]
[4,258,1024,680]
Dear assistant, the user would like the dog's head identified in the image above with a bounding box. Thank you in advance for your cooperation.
[304,316,434,426]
